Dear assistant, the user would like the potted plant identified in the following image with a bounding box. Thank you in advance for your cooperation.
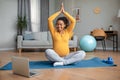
[17,16,27,35]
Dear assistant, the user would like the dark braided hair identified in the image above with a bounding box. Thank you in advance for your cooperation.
[56,17,69,29]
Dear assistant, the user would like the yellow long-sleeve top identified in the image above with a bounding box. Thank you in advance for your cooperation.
[48,11,76,57]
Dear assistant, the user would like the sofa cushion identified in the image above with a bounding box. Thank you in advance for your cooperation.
[23,33,34,40]
[33,32,41,40]
[47,31,52,44]
[33,32,48,41]
[22,40,49,46]
[41,32,48,41]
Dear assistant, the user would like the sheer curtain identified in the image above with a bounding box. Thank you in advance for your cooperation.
[18,0,49,32]
[30,0,49,32]
[18,0,31,32]
[40,0,49,31]
[30,0,40,32]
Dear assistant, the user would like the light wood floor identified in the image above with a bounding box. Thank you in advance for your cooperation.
[0,50,120,80]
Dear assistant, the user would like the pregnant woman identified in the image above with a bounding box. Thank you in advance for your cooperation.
[45,3,86,66]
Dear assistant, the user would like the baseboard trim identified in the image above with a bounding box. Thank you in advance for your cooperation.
[0,48,15,51]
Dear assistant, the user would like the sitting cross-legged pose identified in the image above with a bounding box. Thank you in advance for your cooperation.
[45,3,86,66]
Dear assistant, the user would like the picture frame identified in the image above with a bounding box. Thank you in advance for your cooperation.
[73,8,80,22]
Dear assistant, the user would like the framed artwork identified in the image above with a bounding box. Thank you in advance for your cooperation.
[73,8,80,22]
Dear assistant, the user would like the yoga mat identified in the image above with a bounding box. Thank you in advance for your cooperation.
[0,57,116,70]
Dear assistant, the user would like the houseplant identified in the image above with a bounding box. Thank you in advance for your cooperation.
[17,16,27,35]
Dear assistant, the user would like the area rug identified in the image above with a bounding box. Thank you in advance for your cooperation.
[0,57,117,70]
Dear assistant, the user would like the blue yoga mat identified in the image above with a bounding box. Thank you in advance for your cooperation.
[0,57,116,70]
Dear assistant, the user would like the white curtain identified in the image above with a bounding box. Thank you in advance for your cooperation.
[18,0,31,33]
[18,0,49,33]
[30,0,40,32]
[30,0,49,32]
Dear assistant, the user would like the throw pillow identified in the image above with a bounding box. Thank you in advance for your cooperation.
[23,33,34,40]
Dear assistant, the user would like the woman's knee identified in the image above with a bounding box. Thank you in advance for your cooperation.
[45,49,58,56]
[45,49,54,55]
[77,50,86,59]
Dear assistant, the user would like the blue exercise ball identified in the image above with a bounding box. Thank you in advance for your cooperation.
[79,35,97,52]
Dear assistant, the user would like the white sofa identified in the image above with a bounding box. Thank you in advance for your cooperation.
[17,31,78,55]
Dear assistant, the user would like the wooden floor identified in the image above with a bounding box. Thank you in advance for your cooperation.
[0,50,120,80]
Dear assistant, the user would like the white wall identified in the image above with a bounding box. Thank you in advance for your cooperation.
[74,0,120,50]
[0,0,17,51]
[53,0,120,50]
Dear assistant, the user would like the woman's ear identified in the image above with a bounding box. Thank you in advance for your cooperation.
[64,24,67,29]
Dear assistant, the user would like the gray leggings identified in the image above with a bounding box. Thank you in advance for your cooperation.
[45,49,86,65]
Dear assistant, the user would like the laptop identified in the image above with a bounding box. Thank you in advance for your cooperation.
[11,56,39,78]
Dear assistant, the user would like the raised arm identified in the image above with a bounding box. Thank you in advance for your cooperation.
[48,11,61,34]
[61,3,76,33]
[63,11,76,32]
[48,3,76,34]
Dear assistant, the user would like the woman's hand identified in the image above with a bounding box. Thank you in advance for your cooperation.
[60,2,65,13]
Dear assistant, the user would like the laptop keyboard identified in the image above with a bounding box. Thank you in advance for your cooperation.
[30,72,36,76]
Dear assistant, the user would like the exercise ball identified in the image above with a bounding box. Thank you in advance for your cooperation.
[79,35,97,52]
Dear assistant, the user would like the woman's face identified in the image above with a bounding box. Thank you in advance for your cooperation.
[56,20,66,32]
